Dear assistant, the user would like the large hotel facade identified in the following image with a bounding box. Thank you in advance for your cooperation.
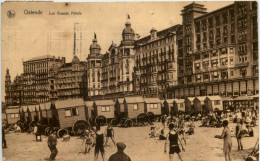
[5,1,258,106]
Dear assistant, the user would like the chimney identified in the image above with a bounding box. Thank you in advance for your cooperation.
[62,57,66,63]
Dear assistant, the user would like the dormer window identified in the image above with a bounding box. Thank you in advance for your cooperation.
[150,28,157,40]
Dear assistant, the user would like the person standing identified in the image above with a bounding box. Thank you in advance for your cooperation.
[164,123,185,161]
[108,142,131,161]
[105,123,116,146]
[2,127,7,148]
[219,120,232,161]
[94,126,105,161]
[48,130,58,161]
[34,125,38,141]
[236,119,243,151]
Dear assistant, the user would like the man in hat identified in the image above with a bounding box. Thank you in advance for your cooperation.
[108,142,131,161]
[48,130,58,161]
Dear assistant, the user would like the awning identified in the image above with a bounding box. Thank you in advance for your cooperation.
[234,95,253,101]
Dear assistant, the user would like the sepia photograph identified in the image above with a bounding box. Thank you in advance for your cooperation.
[1,1,259,161]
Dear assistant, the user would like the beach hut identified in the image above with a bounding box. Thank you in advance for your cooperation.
[173,99,185,114]
[163,99,175,115]
[222,97,234,111]
[124,96,145,119]
[85,101,94,120]
[204,96,223,112]
[233,95,253,110]
[21,105,29,122]
[115,98,125,117]
[54,98,86,129]
[39,102,52,125]
[35,104,41,122]
[93,99,116,125]
[160,100,165,115]
[5,106,20,124]
[28,105,37,122]
[185,97,195,113]
[193,96,207,113]
[249,94,259,110]
[143,98,162,120]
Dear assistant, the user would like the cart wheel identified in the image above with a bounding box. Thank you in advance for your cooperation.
[124,119,134,128]
[23,121,30,132]
[29,121,37,129]
[137,113,146,125]
[146,112,155,122]
[57,129,68,138]
[95,115,107,126]
[111,119,117,127]
[72,120,91,136]
[45,127,50,136]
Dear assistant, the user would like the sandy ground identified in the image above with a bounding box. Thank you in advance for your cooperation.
[2,121,259,161]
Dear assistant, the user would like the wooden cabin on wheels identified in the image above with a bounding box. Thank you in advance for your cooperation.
[143,98,162,121]
[39,102,52,126]
[28,105,38,123]
[204,96,223,112]
[115,98,125,115]
[5,106,20,124]
[233,95,253,111]
[185,97,195,113]
[163,99,175,115]
[92,99,116,126]
[85,101,94,122]
[193,96,207,113]
[53,98,88,137]
[173,99,185,115]
[122,96,152,127]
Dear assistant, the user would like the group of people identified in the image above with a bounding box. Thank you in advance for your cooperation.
[47,123,131,161]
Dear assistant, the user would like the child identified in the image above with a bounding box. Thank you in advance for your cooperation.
[159,129,166,140]
[246,125,254,137]
[149,126,156,138]
[82,130,93,154]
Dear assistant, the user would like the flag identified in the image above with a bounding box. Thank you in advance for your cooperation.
[127,14,130,20]
[94,32,96,39]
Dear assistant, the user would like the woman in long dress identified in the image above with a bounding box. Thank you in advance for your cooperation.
[219,120,232,161]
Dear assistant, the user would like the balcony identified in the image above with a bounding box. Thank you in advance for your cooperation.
[185,70,192,75]
[235,62,249,67]
[218,65,228,70]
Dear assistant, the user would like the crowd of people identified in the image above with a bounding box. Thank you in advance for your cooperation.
[2,107,258,161]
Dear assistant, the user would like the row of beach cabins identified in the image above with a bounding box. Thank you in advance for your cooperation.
[4,95,258,135]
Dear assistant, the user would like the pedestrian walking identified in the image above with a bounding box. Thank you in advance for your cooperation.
[94,126,105,161]
[108,142,131,161]
[47,130,58,161]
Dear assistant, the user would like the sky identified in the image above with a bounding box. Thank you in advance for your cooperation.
[1,1,233,101]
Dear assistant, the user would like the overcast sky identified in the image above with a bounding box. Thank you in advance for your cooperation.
[1,1,233,101]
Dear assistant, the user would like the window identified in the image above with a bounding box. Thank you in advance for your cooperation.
[180,103,184,107]
[10,113,19,118]
[65,108,79,117]
[195,63,201,70]
[214,100,220,105]
[211,60,218,67]
[133,104,138,110]
[101,106,110,112]
[230,57,234,65]
[230,71,234,77]
[150,104,158,109]
[220,58,228,65]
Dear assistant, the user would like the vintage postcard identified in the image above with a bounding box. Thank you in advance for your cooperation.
[1,1,259,161]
